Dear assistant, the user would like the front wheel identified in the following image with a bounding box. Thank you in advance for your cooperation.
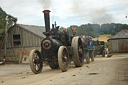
[102,50,106,57]
[85,51,90,64]
[58,46,70,72]
[90,51,94,62]
[29,49,43,74]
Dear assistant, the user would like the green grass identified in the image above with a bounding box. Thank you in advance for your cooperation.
[93,34,112,42]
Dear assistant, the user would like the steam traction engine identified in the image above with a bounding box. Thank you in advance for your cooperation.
[29,10,84,74]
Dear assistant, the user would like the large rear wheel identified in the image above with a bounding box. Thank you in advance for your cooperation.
[72,36,84,67]
[29,49,43,74]
[58,46,70,72]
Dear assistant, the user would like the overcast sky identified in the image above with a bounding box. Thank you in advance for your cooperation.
[0,0,128,27]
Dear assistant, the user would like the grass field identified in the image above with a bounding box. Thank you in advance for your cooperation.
[93,34,112,42]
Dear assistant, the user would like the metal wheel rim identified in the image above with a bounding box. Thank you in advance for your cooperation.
[58,46,69,72]
[78,39,83,64]
[29,49,43,74]
[62,48,69,67]
[32,52,42,71]
[72,36,84,67]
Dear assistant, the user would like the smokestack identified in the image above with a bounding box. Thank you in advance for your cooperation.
[43,10,51,33]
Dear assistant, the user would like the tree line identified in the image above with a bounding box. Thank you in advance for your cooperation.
[1,7,128,38]
[70,23,128,38]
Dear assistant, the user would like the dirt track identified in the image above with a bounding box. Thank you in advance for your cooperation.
[0,54,128,85]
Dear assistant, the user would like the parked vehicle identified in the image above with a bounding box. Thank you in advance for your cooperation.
[93,40,106,57]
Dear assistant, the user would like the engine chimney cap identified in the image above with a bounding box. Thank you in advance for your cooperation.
[43,10,51,13]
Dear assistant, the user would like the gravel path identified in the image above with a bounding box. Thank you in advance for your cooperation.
[0,54,128,85]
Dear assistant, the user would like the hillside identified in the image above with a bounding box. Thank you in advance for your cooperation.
[93,34,111,42]
[71,23,128,38]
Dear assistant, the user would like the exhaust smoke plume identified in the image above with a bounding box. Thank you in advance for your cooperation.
[70,0,114,24]
[38,0,52,9]
[90,9,114,24]
[38,0,114,24]
[69,0,84,16]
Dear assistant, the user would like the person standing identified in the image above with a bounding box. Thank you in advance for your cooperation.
[62,28,68,45]
[82,35,86,44]
[89,36,93,47]
[81,35,83,42]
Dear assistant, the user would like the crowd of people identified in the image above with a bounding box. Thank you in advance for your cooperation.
[81,35,93,47]
[62,27,93,47]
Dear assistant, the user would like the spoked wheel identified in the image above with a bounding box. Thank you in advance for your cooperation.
[72,36,84,67]
[91,55,94,62]
[89,51,94,62]
[102,50,106,57]
[85,52,90,64]
[29,49,43,74]
[86,57,90,64]
[48,59,59,69]
[94,51,97,57]
[58,46,70,72]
